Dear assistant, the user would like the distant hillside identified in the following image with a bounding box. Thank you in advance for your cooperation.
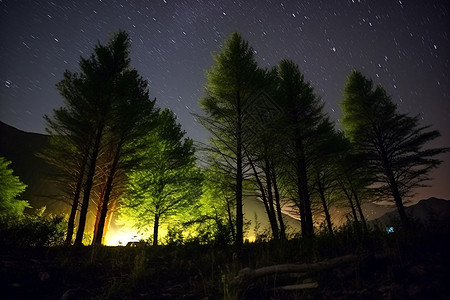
[371,197,450,227]
[0,121,68,214]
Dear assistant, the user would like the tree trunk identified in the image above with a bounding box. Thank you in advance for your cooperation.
[349,196,358,222]
[296,173,307,236]
[387,170,409,228]
[271,165,286,239]
[65,149,88,245]
[264,160,279,240]
[234,254,359,286]
[225,197,236,242]
[92,174,108,244]
[94,139,123,245]
[245,146,279,240]
[299,163,313,237]
[248,157,278,239]
[339,180,358,222]
[382,152,409,228]
[292,132,314,238]
[235,98,244,247]
[74,124,104,246]
[296,157,313,238]
[392,187,409,228]
[153,214,160,246]
[352,188,367,232]
[319,188,333,235]
[102,197,117,244]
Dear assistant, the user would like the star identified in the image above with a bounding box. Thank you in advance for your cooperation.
[0,0,449,200]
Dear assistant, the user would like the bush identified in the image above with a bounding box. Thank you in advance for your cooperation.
[0,207,66,247]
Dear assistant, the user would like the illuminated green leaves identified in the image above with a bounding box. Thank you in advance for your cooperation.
[0,157,29,219]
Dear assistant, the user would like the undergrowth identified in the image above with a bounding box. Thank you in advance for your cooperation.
[1,219,448,299]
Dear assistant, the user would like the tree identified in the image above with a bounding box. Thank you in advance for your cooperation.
[341,70,449,228]
[45,30,157,245]
[92,68,157,245]
[43,73,94,244]
[200,155,238,243]
[336,136,376,231]
[0,157,29,219]
[198,32,265,246]
[73,31,134,246]
[274,59,330,238]
[243,77,288,240]
[206,164,239,243]
[118,109,202,246]
[308,126,345,235]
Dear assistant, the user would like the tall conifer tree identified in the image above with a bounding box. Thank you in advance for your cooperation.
[198,32,264,246]
[341,71,449,228]
[275,59,328,238]
[45,31,157,245]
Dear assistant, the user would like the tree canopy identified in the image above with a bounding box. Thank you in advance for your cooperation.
[0,157,29,219]
[44,30,157,245]
[30,30,450,247]
[198,32,266,246]
[341,70,449,227]
[118,109,202,246]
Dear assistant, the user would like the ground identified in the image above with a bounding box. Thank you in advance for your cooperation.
[1,225,449,299]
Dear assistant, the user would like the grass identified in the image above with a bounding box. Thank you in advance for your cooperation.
[1,220,449,299]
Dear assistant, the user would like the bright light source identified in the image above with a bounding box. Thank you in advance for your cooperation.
[104,228,141,246]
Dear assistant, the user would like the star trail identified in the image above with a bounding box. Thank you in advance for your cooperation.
[1,0,449,200]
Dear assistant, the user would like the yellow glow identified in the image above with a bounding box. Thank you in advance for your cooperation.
[246,235,256,243]
[104,228,141,246]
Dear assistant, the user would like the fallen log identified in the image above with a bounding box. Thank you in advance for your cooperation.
[234,254,359,286]
[275,282,319,291]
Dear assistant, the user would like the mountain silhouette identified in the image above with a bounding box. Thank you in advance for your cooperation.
[372,197,450,228]
[0,121,68,214]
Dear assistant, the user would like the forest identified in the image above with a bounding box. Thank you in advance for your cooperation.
[1,30,449,299]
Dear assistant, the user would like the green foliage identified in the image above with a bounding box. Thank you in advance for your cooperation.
[118,109,203,244]
[202,32,264,115]
[341,70,449,202]
[0,157,29,219]
[198,32,267,246]
[198,165,237,243]
[0,207,66,247]
[272,59,331,237]
[44,30,158,245]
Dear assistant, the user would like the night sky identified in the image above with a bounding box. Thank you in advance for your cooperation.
[1,0,449,201]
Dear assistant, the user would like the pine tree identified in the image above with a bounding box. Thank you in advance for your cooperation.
[274,59,329,238]
[45,30,157,245]
[118,109,202,246]
[341,70,449,228]
[198,32,265,246]
[92,68,157,245]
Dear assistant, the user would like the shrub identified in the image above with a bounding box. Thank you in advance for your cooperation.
[0,207,66,247]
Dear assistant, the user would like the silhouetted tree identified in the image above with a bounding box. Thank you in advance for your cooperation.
[200,155,238,242]
[341,70,449,228]
[45,30,157,245]
[198,32,265,246]
[334,140,372,231]
[308,125,345,235]
[43,73,94,244]
[274,59,329,238]
[92,68,157,245]
[242,71,287,240]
